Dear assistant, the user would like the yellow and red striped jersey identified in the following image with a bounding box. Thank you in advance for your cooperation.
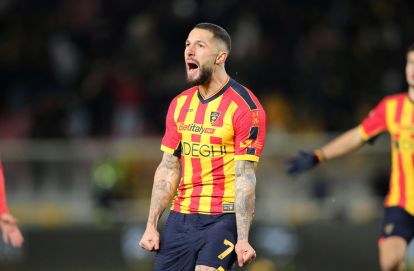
[359,93,414,215]
[161,78,266,214]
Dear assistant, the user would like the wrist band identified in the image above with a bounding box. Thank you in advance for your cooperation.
[314,149,325,162]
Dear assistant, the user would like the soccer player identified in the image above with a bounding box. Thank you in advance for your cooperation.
[139,23,266,271]
[0,161,24,248]
[286,43,414,271]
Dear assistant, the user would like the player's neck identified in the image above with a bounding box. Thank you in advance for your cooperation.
[199,70,229,99]
[409,86,414,102]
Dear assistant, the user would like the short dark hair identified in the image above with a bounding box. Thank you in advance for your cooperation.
[194,23,231,53]
[408,43,414,54]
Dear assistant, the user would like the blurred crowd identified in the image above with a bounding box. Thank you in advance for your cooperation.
[0,0,414,139]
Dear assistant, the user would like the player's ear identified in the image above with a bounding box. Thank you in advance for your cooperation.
[215,51,228,65]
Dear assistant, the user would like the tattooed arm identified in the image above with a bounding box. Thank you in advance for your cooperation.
[234,160,257,267]
[139,152,180,251]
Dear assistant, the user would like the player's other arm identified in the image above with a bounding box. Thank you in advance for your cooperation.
[234,160,257,267]
[0,162,9,216]
[0,162,24,247]
[287,126,365,175]
[139,152,180,251]
[320,126,366,160]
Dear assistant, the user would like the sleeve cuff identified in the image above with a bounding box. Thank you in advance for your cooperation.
[160,145,175,154]
[358,125,370,141]
[234,154,260,162]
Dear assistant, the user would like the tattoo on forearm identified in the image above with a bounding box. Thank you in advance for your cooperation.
[235,160,257,241]
[147,153,180,226]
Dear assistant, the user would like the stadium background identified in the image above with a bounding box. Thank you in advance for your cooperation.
[0,0,414,270]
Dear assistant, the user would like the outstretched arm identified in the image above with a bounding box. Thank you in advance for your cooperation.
[234,160,257,267]
[139,153,180,251]
[287,126,366,175]
[319,126,366,160]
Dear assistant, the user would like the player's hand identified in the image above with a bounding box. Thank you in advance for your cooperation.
[138,225,160,251]
[286,150,320,175]
[235,240,256,267]
[0,213,24,248]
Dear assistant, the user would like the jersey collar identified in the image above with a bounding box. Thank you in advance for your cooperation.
[197,78,233,104]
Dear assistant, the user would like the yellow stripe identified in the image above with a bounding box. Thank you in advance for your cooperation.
[198,95,224,212]
[222,101,237,148]
[174,96,187,122]
[400,99,414,213]
[385,99,400,206]
[386,147,400,206]
[386,99,398,131]
[168,95,187,213]
[222,154,235,207]
[179,92,200,213]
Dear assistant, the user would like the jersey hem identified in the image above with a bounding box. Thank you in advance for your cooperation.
[170,207,236,215]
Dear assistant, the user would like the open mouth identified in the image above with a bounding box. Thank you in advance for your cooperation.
[186,60,199,74]
[188,63,198,70]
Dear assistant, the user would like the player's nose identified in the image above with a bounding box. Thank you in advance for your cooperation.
[185,44,195,57]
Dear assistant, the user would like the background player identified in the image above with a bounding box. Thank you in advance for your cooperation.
[286,43,414,271]
[139,23,266,270]
[0,161,24,248]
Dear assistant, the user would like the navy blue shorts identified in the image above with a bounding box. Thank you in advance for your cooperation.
[154,211,237,271]
[380,206,414,244]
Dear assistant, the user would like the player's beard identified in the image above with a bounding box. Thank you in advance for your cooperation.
[408,78,414,90]
[186,64,213,86]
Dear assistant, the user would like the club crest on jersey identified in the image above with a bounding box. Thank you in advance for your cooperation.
[210,111,220,125]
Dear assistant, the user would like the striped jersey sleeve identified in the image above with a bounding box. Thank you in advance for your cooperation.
[161,96,183,156]
[232,87,266,162]
[0,162,9,215]
[359,97,387,141]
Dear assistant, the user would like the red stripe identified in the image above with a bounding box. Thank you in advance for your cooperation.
[188,100,206,212]
[210,136,222,144]
[210,156,225,213]
[189,157,202,213]
[412,102,414,123]
[194,102,207,124]
[211,91,231,127]
[394,98,404,207]
[171,92,195,212]
[192,134,201,142]
[394,97,403,123]
[213,91,232,129]
[0,162,9,214]
[411,102,414,135]
[397,153,406,207]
